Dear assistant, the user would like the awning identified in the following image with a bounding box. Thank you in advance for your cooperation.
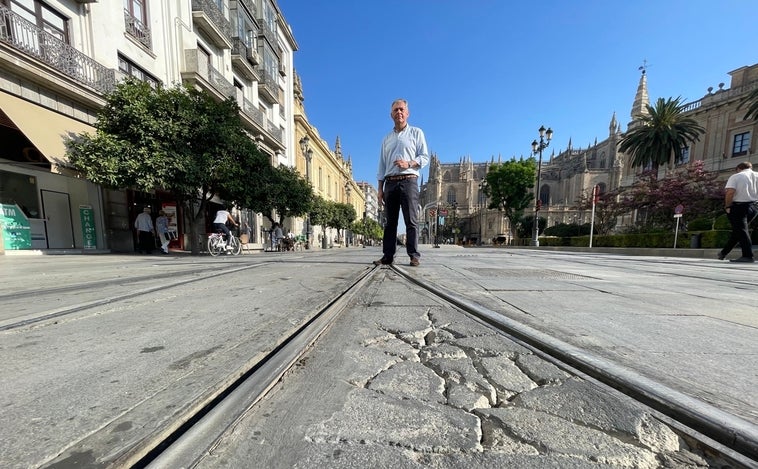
[0,91,96,172]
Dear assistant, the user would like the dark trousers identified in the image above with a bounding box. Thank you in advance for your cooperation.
[721,202,758,258]
[213,223,230,240]
[382,178,420,260]
[138,230,154,253]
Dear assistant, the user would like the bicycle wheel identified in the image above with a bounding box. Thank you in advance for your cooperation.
[229,236,242,255]
[208,236,222,256]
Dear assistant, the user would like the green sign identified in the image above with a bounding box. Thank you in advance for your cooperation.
[0,203,32,250]
[80,205,97,249]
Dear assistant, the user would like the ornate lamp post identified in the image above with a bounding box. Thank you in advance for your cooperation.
[530,125,553,246]
[478,178,487,246]
[299,136,313,249]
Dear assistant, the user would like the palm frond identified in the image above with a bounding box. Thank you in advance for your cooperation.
[619,97,705,170]
[737,87,758,121]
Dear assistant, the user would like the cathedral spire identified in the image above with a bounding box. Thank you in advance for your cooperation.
[629,61,650,128]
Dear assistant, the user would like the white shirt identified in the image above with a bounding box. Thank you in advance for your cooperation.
[725,168,758,202]
[213,210,230,224]
[134,212,153,232]
[377,124,429,180]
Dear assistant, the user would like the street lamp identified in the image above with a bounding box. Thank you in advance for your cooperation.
[299,135,313,249]
[434,200,441,248]
[344,181,351,247]
[478,178,487,246]
[451,201,458,245]
[531,125,553,246]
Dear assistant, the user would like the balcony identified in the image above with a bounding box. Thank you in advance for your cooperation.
[180,48,234,100]
[257,72,279,104]
[191,0,232,49]
[240,97,264,127]
[257,18,276,48]
[230,38,259,80]
[238,98,282,147]
[0,5,115,95]
[124,9,151,50]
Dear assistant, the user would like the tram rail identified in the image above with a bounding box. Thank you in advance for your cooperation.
[0,263,270,331]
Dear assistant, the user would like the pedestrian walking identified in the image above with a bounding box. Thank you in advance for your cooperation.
[272,222,284,251]
[373,98,429,267]
[155,210,170,254]
[718,161,758,263]
[134,207,154,254]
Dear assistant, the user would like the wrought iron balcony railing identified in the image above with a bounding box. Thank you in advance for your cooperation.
[124,9,151,49]
[0,5,115,94]
[191,0,233,41]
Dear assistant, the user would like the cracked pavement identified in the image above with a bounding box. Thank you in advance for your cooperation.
[196,269,714,468]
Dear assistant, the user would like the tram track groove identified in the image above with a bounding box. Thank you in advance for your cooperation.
[0,263,270,332]
[123,265,376,469]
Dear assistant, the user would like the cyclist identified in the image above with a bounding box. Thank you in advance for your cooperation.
[213,206,238,250]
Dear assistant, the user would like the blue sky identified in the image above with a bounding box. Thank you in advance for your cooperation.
[278,1,758,186]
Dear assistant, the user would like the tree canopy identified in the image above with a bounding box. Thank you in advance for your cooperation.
[482,158,536,239]
[619,97,705,171]
[615,160,723,230]
[240,164,313,227]
[65,79,272,253]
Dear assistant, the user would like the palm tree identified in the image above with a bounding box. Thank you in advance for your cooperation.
[619,96,705,171]
[737,87,758,121]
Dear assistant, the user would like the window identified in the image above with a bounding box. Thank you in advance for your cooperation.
[123,0,146,25]
[446,189,456,205]
[0,170,41,218]
[234,79,244,103]
[676,145,690,166]
[732,132,751,157]
[118,55,159,88]
[262,0,277,35]
[261,42,278,81]
[9,0,68,42]
[539,185,549,206]
[233,9,257,48]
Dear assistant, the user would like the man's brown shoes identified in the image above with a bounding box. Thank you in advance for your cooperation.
[410,257,420,267]
[373,257,393,266]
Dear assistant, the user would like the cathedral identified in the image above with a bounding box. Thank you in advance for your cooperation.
[419,62,758,245]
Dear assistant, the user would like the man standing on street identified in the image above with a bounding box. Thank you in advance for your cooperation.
[134,207,154,254]
[374,98,429,267]
[718,161,758,263]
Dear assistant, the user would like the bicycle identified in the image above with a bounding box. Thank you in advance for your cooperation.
[207,230,241,256]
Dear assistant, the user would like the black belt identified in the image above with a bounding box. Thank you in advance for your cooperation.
[385,174,418,181]
[732,201,758,205]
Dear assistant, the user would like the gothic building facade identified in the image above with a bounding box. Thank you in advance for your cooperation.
[420,61,758,244]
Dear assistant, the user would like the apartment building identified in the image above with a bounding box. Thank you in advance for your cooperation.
[293,72,366,249]
[0,0,297,252]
